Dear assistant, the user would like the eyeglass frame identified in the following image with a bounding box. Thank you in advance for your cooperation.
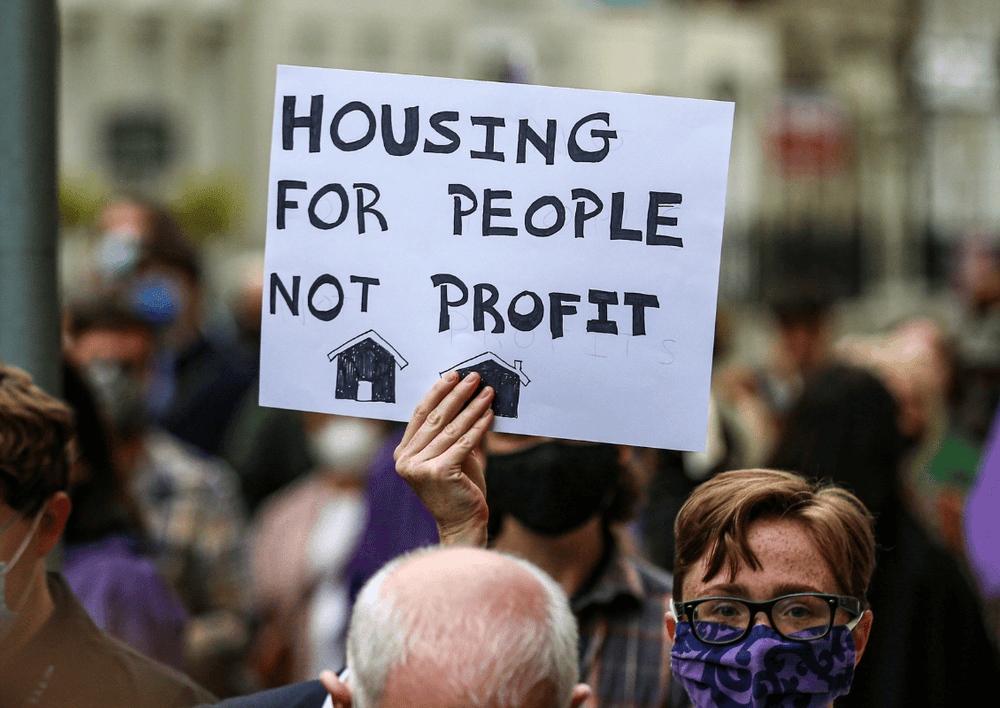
[670,593,864,645]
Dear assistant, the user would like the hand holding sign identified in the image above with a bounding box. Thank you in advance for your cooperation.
[394,371,494,547]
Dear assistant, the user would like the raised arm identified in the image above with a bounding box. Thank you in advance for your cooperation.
[393,371,494,547]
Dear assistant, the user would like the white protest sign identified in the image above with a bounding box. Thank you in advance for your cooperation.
[261,65,733,451]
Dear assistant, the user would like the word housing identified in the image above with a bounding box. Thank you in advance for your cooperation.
[282,95,618,164]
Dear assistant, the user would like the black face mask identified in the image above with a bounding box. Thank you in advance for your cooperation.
[486,441,620,537]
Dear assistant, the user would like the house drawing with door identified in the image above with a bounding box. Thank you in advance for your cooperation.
[441,352,530,418]
[327,330,408,403]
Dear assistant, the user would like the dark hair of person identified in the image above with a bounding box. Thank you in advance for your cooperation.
[0,363,74,515]
[769,363,905,519]
[769,282,832,330]
[60,360,148,545]
[65,295,157,340]
[111,192,201,286]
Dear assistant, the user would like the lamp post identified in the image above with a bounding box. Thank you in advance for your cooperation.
[0,0,60,393]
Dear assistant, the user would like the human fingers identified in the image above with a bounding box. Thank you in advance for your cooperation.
[427,406,494,547]
[460,408,491,495]
[399,371,482,458]
[396,371,460,459]
[395,396,491,498]
[415,385,495,463]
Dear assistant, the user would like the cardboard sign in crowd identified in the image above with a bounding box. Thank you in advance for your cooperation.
[261,65,734,450]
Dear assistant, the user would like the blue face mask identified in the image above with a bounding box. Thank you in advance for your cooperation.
[131,274,187,326]
[0,508,46,636]
[671,622,857,708]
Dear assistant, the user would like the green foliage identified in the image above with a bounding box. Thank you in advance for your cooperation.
[174,175,244,241]
[59,173,246,241]
[59,177,107,229]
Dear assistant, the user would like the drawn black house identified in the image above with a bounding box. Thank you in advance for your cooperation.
[327,330,408,403]
[441,352,530,418]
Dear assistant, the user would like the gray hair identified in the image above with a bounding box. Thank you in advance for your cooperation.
[346,545,579,708]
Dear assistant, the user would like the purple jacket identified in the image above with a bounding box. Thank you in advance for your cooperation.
[62,533,188,669]
[346,428,440,602]
[966,407,1000,598]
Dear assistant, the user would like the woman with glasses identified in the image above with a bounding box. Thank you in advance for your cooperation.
[666,468,875,708]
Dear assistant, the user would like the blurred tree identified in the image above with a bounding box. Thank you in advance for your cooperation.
[174,174,243,241]
[59,176,108,229]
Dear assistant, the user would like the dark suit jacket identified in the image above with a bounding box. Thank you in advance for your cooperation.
[207,681,328,708]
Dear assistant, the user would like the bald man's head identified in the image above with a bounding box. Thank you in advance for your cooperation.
[382,546,545,627]
[346,546,579,708]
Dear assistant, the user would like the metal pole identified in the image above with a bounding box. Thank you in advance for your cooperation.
[0,0,60,394]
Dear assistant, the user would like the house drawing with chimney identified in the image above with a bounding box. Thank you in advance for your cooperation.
[440,352,530,418]
[327,330,408,403]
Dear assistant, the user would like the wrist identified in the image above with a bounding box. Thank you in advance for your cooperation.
[437,521,488,548]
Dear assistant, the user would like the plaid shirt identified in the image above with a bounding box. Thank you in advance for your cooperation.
[572,542,675,708]
[131,428,248,615]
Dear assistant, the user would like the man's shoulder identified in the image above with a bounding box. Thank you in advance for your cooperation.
[206,681,329,708]
[99,636,217,705]
[18,574,216,708]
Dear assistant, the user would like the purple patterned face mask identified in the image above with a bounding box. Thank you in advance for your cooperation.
[671,621,856,708]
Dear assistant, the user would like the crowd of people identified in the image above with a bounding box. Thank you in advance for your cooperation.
[1,192,999,708]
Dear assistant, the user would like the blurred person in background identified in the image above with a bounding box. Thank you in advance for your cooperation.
[951,234,1000,449]
[226,250,266,357]
[247,415,441,686]
[248,413,386,686]
[92,193,255,457]
[248,418,443,689]
[337,423,439,601]
[218,250,313,516]
[964,406,1000,652]
[395,372,674,708]
[65,297,249,697]
[711,282,835,480]
[769,363,999,708]
[60,360,188,669]
[0,363,214,708]
[836,318,969,553]
[749,283,834,426]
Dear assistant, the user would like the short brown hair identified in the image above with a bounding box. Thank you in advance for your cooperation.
[65,296,156,341]
[673,469,876,608]
[0,364,74,514]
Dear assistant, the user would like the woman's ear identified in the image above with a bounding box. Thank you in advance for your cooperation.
[569,683,591,708]
[851,610,874,666]
[665,609,677,643]
[320,669,352,708]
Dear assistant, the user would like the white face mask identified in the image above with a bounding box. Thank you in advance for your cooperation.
[0,508,45,635]
[95,228,142,280]
[308,417,382,481]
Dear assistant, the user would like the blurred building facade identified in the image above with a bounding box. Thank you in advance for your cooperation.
[56,0,1000,309]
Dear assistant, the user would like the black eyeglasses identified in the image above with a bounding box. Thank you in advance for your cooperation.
[671,593,863,645]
